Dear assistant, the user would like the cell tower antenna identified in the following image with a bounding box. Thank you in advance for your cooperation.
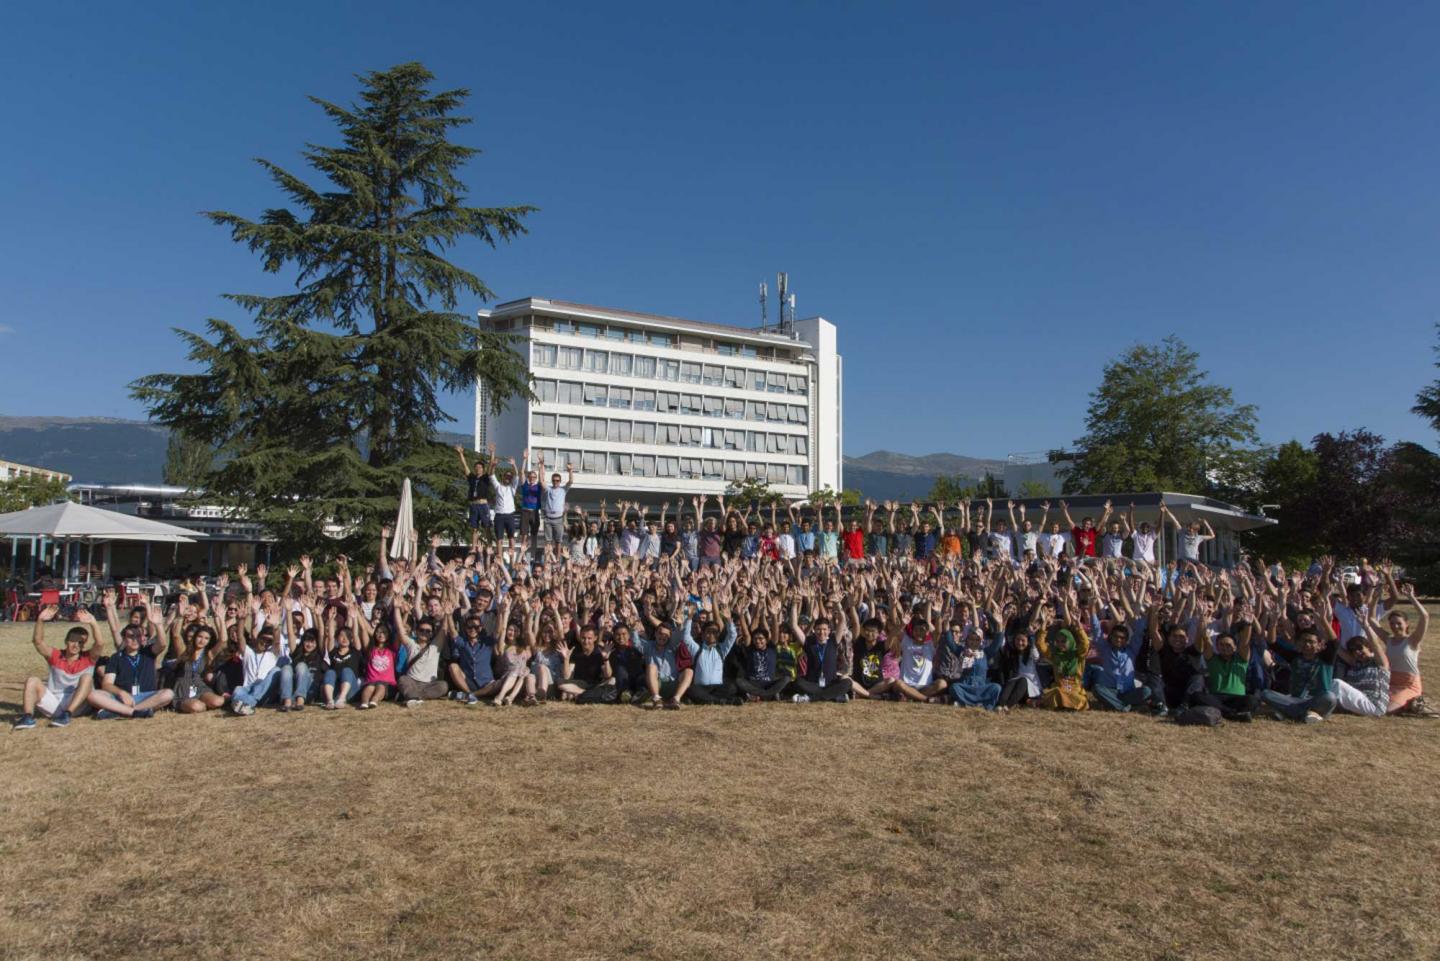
[777,272,789,326]
[759,281,767,327]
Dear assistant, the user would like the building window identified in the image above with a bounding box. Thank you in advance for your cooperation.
[583,417,605,440]
[724,367,745,389]
[747,401,765,422]
[650,332,672,347]
[657,456,679,478]
[577,322,602,338]
[583,384,608,406]
[556,381,582,405]
[753,371,767,391]
[788,405,806,424]
[703,459,723,479]
[702,364,724,386]
[611,353,633,376]
[556,415,582,438]
[767,464,786,483]
[788,374,807,395]
[634,422,656,444]
[658,359,680,381]
[680,362,702,384]
[788,465,807,485]
[610,453,632,474]
[585,350,608,374]
[740,344,758,359]
[554,320,575,334]
[533,413,556,436]
[703,396,723,418]
[767,403,784,422]
[794,436,807,455]
[634,389,656,412]
[535,379,557,403]
[724,398,744,419]
[610,387,632,410]
[767,377,787,394]
[635,356,657,378]
[605,327,626,341]
[558,347,583,370]
[658,391,679,414]
[533,344,557,367]
[633,454,655,477]
[716,342,737,356]
[680,393,702,415]
[582,452,605,473]
[607,420,632,443]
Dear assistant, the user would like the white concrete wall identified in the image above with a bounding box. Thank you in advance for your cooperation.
[793,316,842,493]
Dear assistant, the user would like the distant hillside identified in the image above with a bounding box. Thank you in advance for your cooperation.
[843,450,1006,501]
[1,418,1003,498]
[0,417,169,484]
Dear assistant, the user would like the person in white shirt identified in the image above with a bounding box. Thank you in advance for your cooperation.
[488,444,522,552]
[1162,504,1214,563]
[1007,501,1040,562]
[1123,503,1158,564]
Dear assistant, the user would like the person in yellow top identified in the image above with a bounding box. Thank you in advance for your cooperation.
[1033,595,1090,710]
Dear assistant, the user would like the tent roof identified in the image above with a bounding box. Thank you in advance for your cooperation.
[0,501,197,542]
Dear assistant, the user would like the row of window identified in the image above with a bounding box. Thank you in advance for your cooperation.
[532,415,809,455]
[534,378,808,425]
[531,447,808,485]
[531,344,807,396]
[550,318,764,359]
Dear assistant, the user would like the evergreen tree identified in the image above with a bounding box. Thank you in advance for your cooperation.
[1062,336,1259,495]
[1415,322,1440,433]
[132,63,535,552]
[162,429,214,489]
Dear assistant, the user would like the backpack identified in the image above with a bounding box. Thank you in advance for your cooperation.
[1174,705,1222,727]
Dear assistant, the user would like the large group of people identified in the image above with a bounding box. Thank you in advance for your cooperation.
[11,454,1435,728]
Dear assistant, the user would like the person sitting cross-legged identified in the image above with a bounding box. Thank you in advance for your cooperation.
[680,595,741,705]
[87,603,174,719]
[14,606,104,730]
[1262,627,1339,724]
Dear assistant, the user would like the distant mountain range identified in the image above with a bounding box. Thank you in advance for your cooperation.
[0,417,1004,499]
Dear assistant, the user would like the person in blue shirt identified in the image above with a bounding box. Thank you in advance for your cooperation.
[446,613,501,704]
[626,598,692,710]
[680,600,740,705]
[517,456,544,556]
[1089,623,1163,714]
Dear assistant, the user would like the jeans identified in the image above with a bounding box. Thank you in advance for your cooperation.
[1262,688,1338,720]
[281,662,316,702]
[323,667,360,701]
[1092,683,1154,712]
[232,671,280,709]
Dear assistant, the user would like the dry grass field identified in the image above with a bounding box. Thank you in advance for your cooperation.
[2,610,1438,961]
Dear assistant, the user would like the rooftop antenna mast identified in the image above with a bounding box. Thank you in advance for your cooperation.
[758,281,767,327]
[777,272,789,328]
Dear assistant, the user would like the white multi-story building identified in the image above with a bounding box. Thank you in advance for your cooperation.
[474,298,842,504]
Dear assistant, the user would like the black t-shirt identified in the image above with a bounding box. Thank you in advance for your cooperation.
[107,648,159,692]
[328,648,362,676]
[1158,645,1202,705]
[570,647,606,685]
[467,474,488,501]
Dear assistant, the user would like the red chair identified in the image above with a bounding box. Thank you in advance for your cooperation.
[39,589,60,608]
[6,589,38,622]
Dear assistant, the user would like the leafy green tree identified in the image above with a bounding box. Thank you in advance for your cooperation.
[927,475,975,503]
[725,477,785,508]
[1017,480,1052,498]
[1247,440,1321,564]
[1415,322,1440,433]
[0,475,71,513]
[131,63,535,553]
[162,429,215,489]
[1063,336,1259,495]
[976,472,1007,498]
[807,485,862,508]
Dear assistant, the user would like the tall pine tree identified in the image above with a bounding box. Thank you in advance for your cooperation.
[132,63,534,552]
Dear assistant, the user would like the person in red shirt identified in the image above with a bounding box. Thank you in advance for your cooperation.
[1060,500,1111,558]
[13,606,104,730]
[843,519,866,564]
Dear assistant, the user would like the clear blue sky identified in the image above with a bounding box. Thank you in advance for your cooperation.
[3,0,1438,459]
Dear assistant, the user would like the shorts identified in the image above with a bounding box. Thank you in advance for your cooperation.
[96,690,161,720]
[468,502,492,529]
[173,678,217,703]
[493,512,519,538]
[38,687,77,717]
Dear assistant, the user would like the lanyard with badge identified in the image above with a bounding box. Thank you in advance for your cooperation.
[125,652,142,697]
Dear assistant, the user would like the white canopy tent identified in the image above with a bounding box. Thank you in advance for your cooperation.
[0,501,196,584]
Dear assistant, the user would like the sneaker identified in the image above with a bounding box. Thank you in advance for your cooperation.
[618,690,634,705]
[50,710,71,728]
[232,703,253,717]
[464,693,480,705]
[1270,709,1288,722]
[133,708,155,719]
[12,714,36,730]
[791,693,811,704]
[1231,711,1253,723]
[449,691,465,702]
[1304,711,1324,724]
[1405,696,1440,718]
[404,699,423,708]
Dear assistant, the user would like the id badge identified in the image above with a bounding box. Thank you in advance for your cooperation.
[131,684,139,697]
[187,686,198,699]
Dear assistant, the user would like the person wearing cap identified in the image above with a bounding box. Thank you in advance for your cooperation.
[14,606,104,730]
[87,603,174,719]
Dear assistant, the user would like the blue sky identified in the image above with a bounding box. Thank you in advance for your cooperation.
[3,0,1438,459]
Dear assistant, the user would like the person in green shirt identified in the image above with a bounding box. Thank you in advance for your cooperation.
[1193,620,1261,721]
[1261,628,1338,723]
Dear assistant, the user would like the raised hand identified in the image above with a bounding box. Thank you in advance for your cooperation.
[74,607,96,624]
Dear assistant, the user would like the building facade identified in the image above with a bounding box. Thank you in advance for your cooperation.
[475,298,842,504]
[0,459,71,485]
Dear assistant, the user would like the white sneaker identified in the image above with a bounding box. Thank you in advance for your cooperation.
[404,699,422,708]
[1304,711,1324,724]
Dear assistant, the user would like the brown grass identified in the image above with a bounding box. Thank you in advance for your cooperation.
[1,609,1439,961]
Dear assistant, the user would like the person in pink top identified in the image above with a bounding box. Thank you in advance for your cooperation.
[357,610,400,710]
